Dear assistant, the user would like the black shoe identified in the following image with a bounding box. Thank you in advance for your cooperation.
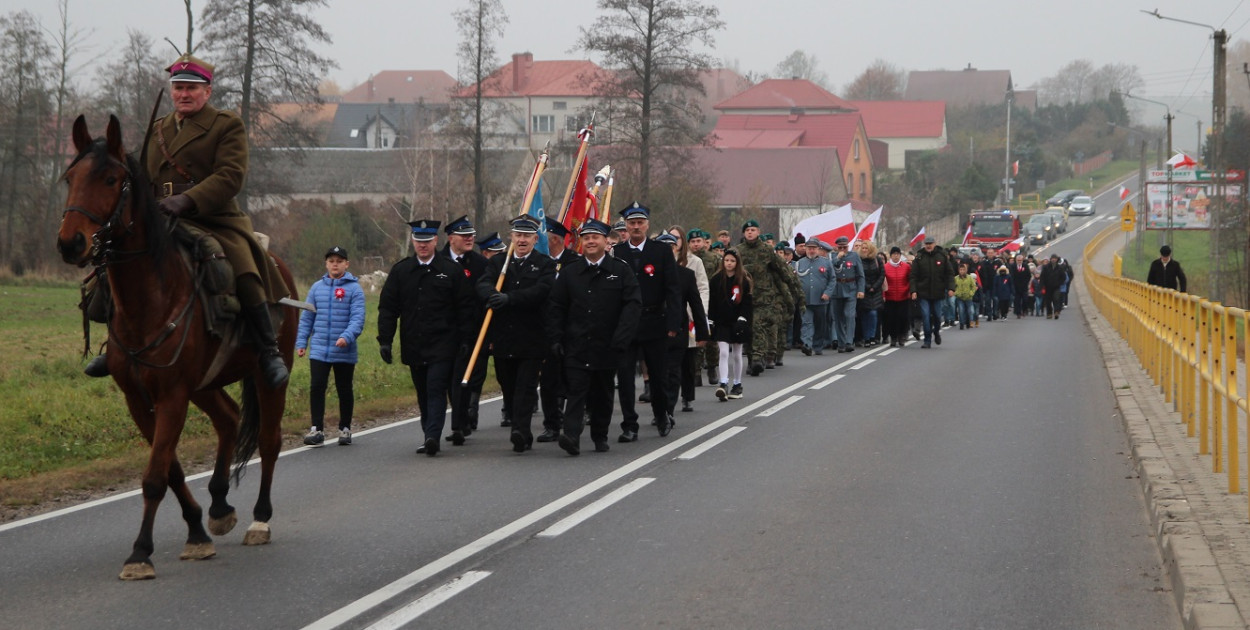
[536,429,560,443]
[912,330,921,341]
[618,430,638,443]
[801,345,812,356]
[557,433,580,456]
[728,383,743,399]
[418,437,439,456]
[500,411,512,428]
[450,431,465,446]
[715,383,728,401]
[83,354,110,378]
[241,303,289,388]
[934,330,942,345]
[510,431,532,453]
[706,367,717,383]
[658,415,673,437]
[594,441,610,453]
[764,361,775,369]
[639,382,651,403]
[774,359,784,367]
[749,361,764,376]
[681,400,693,412]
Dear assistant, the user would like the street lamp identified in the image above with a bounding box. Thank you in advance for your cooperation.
[1116,90,1176,246]
[1108,121,1160,258]
[1142,8,1227,301]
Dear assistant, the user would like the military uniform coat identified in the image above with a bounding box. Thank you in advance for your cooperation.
[549,248,582,278]
[377,255,477,366]
[444,244,490,324]
[546,256,641,370]
[145,104,287,302]
[830,251,866,298]
[612,239,683,340]
[794,256,836,306]
[478,253,556,359]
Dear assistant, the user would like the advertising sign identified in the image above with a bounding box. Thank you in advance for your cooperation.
[1143,170,1244,230]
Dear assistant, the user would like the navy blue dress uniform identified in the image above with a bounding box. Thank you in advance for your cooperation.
[442,215,491,443]
[611,202,683,441]
[537,217,583,442]
[546,219,641,454]
[377,219,477,456]
[477,216,557,452]
[476,231,506,255]
[656,233,710,417]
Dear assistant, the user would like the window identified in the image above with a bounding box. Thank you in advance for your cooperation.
[349,129,359,138]
[859,173,866,199]
[853,139,860,160]
[565,115,589,133]
[532,115,555,133]
[847,174,854,196]
[553,101,567,110]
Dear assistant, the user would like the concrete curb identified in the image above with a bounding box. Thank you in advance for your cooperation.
[1077,276,1248,630]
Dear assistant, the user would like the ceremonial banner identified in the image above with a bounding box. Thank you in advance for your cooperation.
[791,204,854,245]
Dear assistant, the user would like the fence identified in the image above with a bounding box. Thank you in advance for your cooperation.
[1084,224,1249,515]
[1072,150,1114,176]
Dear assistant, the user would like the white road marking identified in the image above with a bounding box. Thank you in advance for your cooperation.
[676,427,747,461]
[361,571,491,630]
[878,347,899,356]
[756,395,804,417]
[810,374,845,390]
[537,478,655,537]
[850,359,876,370]
[302,345,890,630]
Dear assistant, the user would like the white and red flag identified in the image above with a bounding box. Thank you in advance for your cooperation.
[1012,160,1019,176]
[1166,152,1197,170]
[908,226,926,249]
[1001,236,1025,252]
[792,204,855,246]
[852,206,883,244]
[959,224,972,246]
[1119,185,1129,201]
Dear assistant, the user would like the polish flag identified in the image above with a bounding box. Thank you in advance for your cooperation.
[1166,152,1197,170]
[1001,236,1025,252]
[908,226,926,249]
[959,224,972,246]
[1119,185,1129,201]
[1012,160,1019,176]
[852,206,883,244]
[792,204,855,246]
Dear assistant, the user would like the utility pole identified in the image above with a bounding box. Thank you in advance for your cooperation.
[1138,139,1147,259]
[1003,89,1013,205]
[1211,28,1226,302]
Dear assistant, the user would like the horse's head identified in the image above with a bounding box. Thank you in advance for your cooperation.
[57,114,132,266]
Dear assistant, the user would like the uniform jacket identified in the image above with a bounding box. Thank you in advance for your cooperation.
[910,246,954,300]
[736,237,801,305]
[1147,258,1187,292]
[546,256,641,370]
[146,104,287,302]
[549,247,582,278]
[692,249,720,282]
[377,255,477,366]
[612,239,683,340]
[673,265,711,348]
[882,259,912,302]
[708,272,753,344]
[830,251,866,298]
[478,253,556,359]
[296,272,366,363]
[859,253,885,310]
[444,244,490,324]
[794,255,835,306]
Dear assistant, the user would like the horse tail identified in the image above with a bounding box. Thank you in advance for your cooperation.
[231,376,260,486]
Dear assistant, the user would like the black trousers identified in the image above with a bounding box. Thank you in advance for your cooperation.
[308,359,355,431]
[562,367,615,443]
[882,300,910,342]
[1047,290,1064,316]
[539,355,565,432]
[662,339,685,416]
[495,356,543,438]
[449,349,487,433]
[617,337,669,432]
[410,360,452,441]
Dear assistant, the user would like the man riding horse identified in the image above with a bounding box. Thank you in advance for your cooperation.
[85,54,289,388]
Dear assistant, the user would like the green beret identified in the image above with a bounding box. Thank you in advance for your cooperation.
[710,241,725,250]
[742,219,760,232]
[686,229,703,240]
[762,233,775,241]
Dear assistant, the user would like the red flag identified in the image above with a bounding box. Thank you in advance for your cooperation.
[852,206,883,244]
[562,153,591,241]
[1119,185,1129,201]
[1166,152,1196,170]
[908,226,926,249]
[1012,160,1019,176]
[960,224,972,246]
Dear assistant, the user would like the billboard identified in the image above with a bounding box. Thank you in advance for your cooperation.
[1143,170,1244,230]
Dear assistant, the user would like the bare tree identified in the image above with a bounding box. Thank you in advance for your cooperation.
[774,50,829,88]
[98,30,168,151]
[1087,63,1143,101]
[1037,59,1096,105]
[200,0,336,211]
[0,11,53,271]
[842,59,905,101]
[578,0,724,200]
[453,0,507,228]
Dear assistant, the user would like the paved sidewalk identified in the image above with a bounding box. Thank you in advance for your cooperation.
[1078,257,1250,629]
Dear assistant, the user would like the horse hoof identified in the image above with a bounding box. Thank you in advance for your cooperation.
[242,521,270,546]
[179,542,216,561]
[208,511,238,536]
[118,562,156,581]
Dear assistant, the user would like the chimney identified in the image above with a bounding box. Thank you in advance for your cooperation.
[512,52,533,92]
[367,76,375,101]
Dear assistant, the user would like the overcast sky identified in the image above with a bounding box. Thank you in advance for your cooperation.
[11,0,1249,150]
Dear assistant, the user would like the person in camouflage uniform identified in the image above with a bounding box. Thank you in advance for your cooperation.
[736,220,801,376]
[771,242,797,367]
[688,229,721,383]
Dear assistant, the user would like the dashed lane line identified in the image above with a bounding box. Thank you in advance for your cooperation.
[361,571,492,630]
[676,427,748,461]
[537,478,656,538]
[757,395,804,417]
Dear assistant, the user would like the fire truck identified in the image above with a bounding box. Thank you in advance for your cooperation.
[966,210,1023,254]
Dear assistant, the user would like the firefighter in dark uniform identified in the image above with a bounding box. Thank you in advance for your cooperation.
[547,219,641,455]
[85,54,290,386]
[477,231,506,259]
[536,217,583,443]
[377,219,477,457]
[478,216,556,452]
[612,202,682,442]
[442,215,489,444]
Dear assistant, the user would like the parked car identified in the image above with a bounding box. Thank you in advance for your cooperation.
[1042,209,1068,233]
[1022,223,1048,246]
[1045,189,1084,208]
[1068,195,1096,216]
[1026,214,1054,240]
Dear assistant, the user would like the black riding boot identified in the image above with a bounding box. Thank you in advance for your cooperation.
[243,303,289,388]
[83,354,110,377]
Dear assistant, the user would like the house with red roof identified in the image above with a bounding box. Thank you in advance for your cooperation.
[848,100,948,170]
[903,65,1035,112]
[454,52,621,150]
[342,70,457,105]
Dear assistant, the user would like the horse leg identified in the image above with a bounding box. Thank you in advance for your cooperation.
[243,383,286,546]
[169,457,215,561]
[191,389,240,536]
[120,396,191,580]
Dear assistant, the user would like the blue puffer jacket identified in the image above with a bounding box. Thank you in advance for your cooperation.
[296,272,366,363]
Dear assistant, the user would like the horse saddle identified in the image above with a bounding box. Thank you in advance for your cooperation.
[171,222,240,337]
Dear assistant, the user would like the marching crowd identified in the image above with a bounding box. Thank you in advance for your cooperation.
[294,206,1077,457]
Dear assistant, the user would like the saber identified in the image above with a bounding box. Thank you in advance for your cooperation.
[278,297,315,312]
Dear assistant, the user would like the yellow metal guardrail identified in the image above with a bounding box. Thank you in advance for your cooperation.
[1084,225,1248,509]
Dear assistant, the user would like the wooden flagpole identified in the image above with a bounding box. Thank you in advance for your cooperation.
[461,144,549,385]
[555,113,596,224]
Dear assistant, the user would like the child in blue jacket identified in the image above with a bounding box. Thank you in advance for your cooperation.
[992,266,1015,320]
[297,246,366,446]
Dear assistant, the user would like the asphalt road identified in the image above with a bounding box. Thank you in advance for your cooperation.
[0,185,1180,629]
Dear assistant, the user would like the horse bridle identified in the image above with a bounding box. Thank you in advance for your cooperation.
[61,149,142,267]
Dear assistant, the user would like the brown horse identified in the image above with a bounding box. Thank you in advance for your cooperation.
[56,114,296,580]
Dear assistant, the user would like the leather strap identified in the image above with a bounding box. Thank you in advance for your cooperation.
[156,122,196,186]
